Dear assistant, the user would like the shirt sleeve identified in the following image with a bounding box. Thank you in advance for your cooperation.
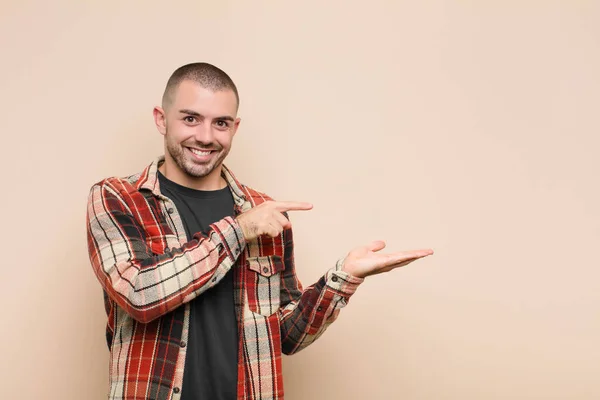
[86,180,246,323]
[277,225,364,354]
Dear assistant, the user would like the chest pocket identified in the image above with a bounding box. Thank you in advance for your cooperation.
[245,255,285,317]
[140,191,179,255]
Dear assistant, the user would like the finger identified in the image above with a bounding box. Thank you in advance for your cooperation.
[273,201,313,212]
[381,253,434,273]
[366,240,386,252]
[379,249,434,267]
[268,228,280,237]
[378,259,415,274]
[262,226,279,238]
[267,221,283,237]
[395,249,434,259]
[274,212,291,229]
[390,259,417,269]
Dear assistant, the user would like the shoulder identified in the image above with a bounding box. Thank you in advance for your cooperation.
[88,171,143,201]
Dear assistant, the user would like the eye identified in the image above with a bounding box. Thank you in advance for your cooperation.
[215,120,230,129]
[183,116,197,124]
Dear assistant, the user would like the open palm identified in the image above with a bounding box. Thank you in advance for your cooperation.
[342,240,433,278]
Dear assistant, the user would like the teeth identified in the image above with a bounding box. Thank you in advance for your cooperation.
[190,148,212,156]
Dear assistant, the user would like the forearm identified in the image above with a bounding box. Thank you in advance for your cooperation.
[279,258,363,354]
[87,183,245,323]
[93,219,244,322]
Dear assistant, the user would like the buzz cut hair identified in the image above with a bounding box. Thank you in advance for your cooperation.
[161,62,239,110]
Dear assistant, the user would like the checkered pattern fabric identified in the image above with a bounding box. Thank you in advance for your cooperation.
[86,156,364,399]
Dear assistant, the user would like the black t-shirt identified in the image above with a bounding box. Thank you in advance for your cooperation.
[158,171,238,400]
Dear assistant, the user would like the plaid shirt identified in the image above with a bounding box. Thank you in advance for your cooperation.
[86,157,364,400]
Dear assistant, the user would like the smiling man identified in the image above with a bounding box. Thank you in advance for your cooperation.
[86,62,433,400]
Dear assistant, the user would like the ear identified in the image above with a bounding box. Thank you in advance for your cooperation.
[153,106,167,136]
[232,117,241,137]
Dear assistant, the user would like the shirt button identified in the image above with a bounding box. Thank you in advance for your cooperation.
[179,340,186,348]
[263,267,269,273]
[173,387,180,394]
[167,208,174,214]
[212,277,217,283]
[317,306,323,312]
[331,276,339,282]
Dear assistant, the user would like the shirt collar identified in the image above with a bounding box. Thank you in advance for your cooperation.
[136,155,248,207]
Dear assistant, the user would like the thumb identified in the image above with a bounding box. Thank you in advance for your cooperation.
[367,240,386,252]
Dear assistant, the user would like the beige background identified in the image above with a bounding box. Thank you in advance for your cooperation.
[1,1,599,399]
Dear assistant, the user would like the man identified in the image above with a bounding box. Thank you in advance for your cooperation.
[86,62,433,400]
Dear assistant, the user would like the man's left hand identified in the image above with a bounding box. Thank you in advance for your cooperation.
[342,241,434,279]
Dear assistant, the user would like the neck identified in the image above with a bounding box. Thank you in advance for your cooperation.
[158,159,227,191]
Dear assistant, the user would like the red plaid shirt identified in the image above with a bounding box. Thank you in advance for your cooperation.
[86,157,364,400]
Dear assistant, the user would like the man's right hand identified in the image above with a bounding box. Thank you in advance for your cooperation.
[236,201,313,240]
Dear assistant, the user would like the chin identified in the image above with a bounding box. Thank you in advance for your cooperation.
[186,161,220,178]
[185,166,213,178]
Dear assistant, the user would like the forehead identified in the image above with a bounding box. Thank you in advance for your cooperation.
[171,80,237,114]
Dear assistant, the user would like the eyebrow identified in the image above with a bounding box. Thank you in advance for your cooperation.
[179,109,235,122]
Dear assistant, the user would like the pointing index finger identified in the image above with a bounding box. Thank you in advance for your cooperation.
[273,201,314,212]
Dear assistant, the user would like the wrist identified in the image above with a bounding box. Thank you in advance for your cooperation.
[338,258,364,279]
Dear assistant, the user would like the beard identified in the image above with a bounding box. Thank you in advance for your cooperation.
[165,135,229,179]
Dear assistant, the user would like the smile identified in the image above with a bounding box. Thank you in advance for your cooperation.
[188,148,214,156]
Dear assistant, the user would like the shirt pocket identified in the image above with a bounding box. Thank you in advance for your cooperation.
[245,255,285,317]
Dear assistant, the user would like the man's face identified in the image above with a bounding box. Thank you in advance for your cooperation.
[158,80,240,180]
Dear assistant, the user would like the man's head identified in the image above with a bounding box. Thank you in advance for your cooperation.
[154,62,241,189]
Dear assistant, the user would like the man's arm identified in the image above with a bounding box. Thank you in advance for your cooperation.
[276,217,433,355]
[86,180,245,323]
[277,226,364,355]
[233,197,432,353]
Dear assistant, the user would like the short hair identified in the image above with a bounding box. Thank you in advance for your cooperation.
[161,62,239,110]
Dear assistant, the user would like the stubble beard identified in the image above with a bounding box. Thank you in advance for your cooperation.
[166,136,228,179]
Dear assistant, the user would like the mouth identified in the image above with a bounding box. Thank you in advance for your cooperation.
[186,147,217,162]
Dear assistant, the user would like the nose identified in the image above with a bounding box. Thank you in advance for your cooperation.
[193,121,215,145]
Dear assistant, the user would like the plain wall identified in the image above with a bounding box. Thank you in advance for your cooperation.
[1,1,599,399]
